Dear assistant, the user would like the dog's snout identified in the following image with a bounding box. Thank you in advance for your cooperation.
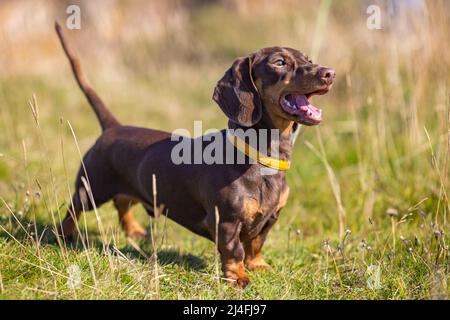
[318,67,336,84]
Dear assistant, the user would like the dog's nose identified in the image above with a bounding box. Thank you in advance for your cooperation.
[318,67,336,83]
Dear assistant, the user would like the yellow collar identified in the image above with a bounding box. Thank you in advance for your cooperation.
[227,131,291,171]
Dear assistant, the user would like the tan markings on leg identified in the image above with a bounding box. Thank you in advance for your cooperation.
[246,254,272,271]
[242,198,260,223]
[277,186,290,211]
[222,259,250,288]
[114,195,146,238]
[244,238,272,272]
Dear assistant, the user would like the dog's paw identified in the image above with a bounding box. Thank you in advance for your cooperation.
[56,222,76,242]
[245,256,273,272]
[125,224,147,239]
[225,270,251,288]
[235,276,251,288]
[227,273,251,288]
[223,260,251,288]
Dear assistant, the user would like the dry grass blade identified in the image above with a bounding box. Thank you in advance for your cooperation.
[214,206,221,292]
[305,130,347,239]
[28,94,39,126]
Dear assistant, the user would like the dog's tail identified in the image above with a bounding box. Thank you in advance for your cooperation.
[55,21,120,130]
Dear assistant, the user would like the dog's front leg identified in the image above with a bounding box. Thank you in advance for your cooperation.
[216,221,250,288]
[243,213,278,272]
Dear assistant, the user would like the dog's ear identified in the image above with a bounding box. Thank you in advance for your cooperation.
[213,56,262,127]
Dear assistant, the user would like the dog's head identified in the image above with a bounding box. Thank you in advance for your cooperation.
[213,47,335,128]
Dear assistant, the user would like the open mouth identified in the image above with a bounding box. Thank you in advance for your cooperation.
[280,89,329,125]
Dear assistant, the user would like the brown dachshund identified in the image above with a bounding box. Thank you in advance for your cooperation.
[55,22,335,287]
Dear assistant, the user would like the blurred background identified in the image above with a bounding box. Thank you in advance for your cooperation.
[0,0,449,299]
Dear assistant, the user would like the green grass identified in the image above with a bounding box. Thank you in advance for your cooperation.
[0,182,447,299]
[0,76,447,298]
[0,1,449,299]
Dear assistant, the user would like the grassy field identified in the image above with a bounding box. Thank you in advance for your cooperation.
[0,0,449,299]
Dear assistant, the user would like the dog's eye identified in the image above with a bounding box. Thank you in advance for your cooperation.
[273,59,287,67]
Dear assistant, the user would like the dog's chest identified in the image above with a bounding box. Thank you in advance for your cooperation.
[240,176,290,237]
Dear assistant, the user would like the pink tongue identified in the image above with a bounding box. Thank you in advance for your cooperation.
[294,95,322,120]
